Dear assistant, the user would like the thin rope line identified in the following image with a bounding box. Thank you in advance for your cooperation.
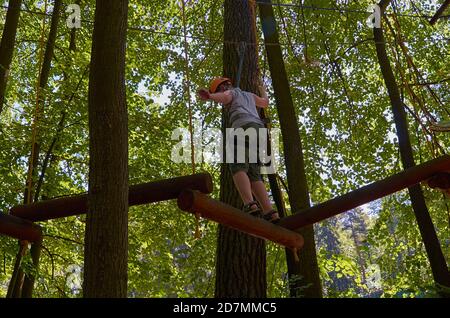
[3,2,447,19]
[253,0,450,19]
[1,5,448,47]
[26,0,48,205]
[181,0,196,175]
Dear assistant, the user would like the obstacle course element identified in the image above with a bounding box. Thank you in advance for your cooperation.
[0,214,42,242]
[10,173,213,222]
[177,189,304,250]
[3,154,450,249]
[278,155,450,230]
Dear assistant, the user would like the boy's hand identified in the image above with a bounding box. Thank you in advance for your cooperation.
[197,88,210,101]
[257,85,267,98]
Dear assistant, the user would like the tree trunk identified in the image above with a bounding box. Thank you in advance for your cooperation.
[39,0,62,92]
[69,0,81,51]
[373,3,450,293]
[215,0,266,298]
[83,0,129,298]
[6,242,27,298]
[7,142,40,298]
[0,0,23,114]
[20,239,42,298]
[258,0,322,298]
[9,0,63,298]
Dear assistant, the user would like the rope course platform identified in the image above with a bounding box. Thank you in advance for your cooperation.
[10,173,213,222]
[1,155,450,250]
[277,155,450,230]
[177,189,304,250]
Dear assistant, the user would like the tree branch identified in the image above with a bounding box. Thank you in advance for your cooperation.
[43,234,83,245]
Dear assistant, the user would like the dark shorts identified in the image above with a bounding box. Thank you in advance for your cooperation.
[228,122,264,182]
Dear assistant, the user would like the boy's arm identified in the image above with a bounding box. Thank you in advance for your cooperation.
[253,85,269,108]
[198,89,233,105]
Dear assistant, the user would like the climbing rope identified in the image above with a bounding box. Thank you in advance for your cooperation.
[181,0,202,238]
[390,13,448,115]
[181,0,196,175]
[8,0,49,298]
[388,13,450,135]
[384,17,445,156]
[26,0,48,205]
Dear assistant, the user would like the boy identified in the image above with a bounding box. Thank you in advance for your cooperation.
[197,77,280,223]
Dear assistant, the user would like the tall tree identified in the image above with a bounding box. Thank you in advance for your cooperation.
[83,0,129,298]
[6,144,39,298]
[7,0,63,298]
[373,0,450,293]
[258,0,322,297]
[0,0,23,115]
[22,0,74,297]
[215,0,266,297]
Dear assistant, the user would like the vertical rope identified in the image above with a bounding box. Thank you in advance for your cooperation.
[181,0,200,238]
[181,0,196,175]
[26,0,48,205]
[8,0,48,298]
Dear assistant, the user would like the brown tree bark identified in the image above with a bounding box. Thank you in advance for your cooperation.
[0,0,22,114]
[215,0,266,298]
[39,0,62,91]
[20,114,64,298]
[83,0,129,298]
[6,143,40,298]
[373,1,450,293]
[258,0,322,298]
[69,0,81,51]
[11,0,63,298]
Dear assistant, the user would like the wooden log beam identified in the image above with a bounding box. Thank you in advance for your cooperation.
[11,173,213,222]
[430,0,450,25]
[177,189,304,250]
[278,155,450,230]
[0,214,42,242]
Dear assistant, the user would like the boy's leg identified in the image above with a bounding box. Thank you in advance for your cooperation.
[247,123,278,218]
[250,180,273,213]
[248,164,280,221]
[232,170,255,206]
[229,127,257,209]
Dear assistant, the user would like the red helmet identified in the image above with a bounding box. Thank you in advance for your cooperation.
[209,77,232,93]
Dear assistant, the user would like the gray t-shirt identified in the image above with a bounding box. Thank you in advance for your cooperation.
[227,88,264,128]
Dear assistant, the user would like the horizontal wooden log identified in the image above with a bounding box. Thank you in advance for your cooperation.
[430,0,450,25]
[11,173,213,222]
[0,214,42,242]
[278,155,450,230]
[177,189,304,250]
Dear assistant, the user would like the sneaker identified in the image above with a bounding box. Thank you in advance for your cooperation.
[243,201,262,217]
[262,210,280,224]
